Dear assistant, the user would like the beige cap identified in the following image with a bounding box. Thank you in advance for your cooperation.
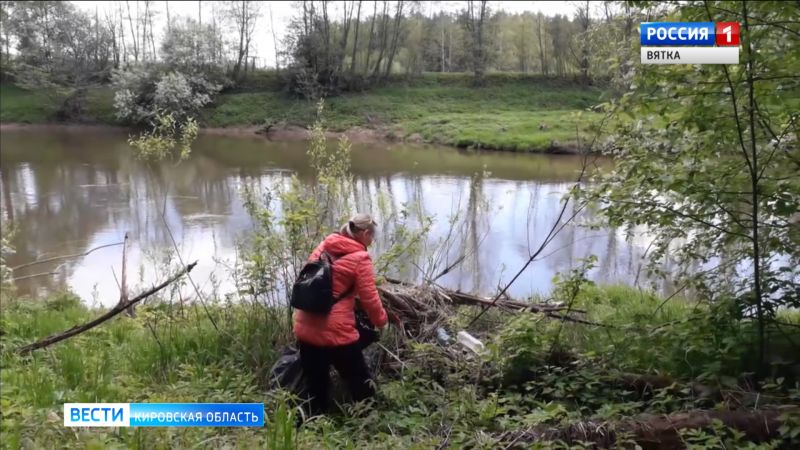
[340,212,377,237]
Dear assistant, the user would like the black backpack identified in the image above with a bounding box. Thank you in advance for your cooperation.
[290,251,355,314]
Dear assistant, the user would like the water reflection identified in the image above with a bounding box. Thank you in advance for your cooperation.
[1,127,659,305]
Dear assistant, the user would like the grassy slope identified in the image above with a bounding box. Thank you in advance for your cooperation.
[1,74,603,152]
[207,75,604,152]
[0,84,64,123]
[2,287,798,448]
[0,83,118,125]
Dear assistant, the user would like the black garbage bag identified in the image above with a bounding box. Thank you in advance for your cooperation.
[269,310,379,397]
[269,346,308,397]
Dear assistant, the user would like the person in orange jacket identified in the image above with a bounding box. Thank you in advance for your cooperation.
[293,213,388,413]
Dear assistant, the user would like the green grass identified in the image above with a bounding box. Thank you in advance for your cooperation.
[2,285,798,448]
[2,75,604,152]
[0,84,66,123]
[0,83,118,124]
[204,75,604,152]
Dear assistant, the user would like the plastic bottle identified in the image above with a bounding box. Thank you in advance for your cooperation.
[456,331,486,354]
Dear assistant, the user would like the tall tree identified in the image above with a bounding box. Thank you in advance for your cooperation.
[269,3,280,72]
[226,0,259,80]
[337,0,355,73]
[371,0,390,77]
[382,0,404,79]
[463,0,489,85]
[350,0,362,73]
[585,0,800,375]
[125,0,139,62]
[363,0,378,76]
[536,12,547,76]
[573,1,590,83]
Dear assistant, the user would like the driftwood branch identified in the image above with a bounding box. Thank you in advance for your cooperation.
[16,261,198,355]
[11,241,125,272]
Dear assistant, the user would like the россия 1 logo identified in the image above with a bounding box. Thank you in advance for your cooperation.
[640,22,739,65]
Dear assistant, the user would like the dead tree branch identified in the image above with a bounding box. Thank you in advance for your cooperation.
[16,261,198,355]
[11,241,124,272]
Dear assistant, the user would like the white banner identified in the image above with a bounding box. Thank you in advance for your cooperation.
[641,47,739,64]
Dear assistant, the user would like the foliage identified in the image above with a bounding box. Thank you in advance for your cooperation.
[2,284,798,448]
[236,101,432,305]
[128,112,198,162]
[0,293,291,448]
[160,17,227,73]
[582,0,800,372]
[112,67,222,124]
[2,1,115,86]
[460,1,494,85]
[0,219,14,295]
[582,3,669,93]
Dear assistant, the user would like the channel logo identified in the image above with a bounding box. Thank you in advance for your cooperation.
[640,22,740,65]
[64,403,265,427]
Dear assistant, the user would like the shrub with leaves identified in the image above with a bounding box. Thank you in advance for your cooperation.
[128,113,198,162]
[112,66,221,124]
[0,220,15,294]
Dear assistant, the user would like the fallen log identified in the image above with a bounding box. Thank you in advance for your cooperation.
[16,261,198,355]
[497,407,798,449]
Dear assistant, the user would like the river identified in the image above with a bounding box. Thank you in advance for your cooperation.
[0,126,664,305]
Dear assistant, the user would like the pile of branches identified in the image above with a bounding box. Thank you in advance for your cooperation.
[372,280,799,449]
[377,277,583,343]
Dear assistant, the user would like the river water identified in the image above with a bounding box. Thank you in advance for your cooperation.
[1,127,663,305]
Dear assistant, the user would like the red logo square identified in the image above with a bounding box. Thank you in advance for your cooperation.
[716,22,740,46]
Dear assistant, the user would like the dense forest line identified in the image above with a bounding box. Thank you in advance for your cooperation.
[0,1,654,94]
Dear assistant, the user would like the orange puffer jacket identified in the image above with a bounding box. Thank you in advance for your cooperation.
[293,233,388,347]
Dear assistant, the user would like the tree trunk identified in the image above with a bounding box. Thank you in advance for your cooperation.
[466,1,488,85]
[577,1,590,84]
[383,0,404,79]
[350,0,362,74]
[125,0,138,62]
[440,21,445,72]
[537,14,547,76]
[338,0,355,74]
[118,7,128,65]
[94,6,99,65]
[322,0,331,71]
[147,0,156,61]
[363,0,378,76]
[269,4,280,72]
[742,0,766,375]
[371,1,389,78]
[233,1,248,80]
[142,0,148,61]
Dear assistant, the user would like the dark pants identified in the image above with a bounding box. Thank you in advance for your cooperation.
[298,340,375,414]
